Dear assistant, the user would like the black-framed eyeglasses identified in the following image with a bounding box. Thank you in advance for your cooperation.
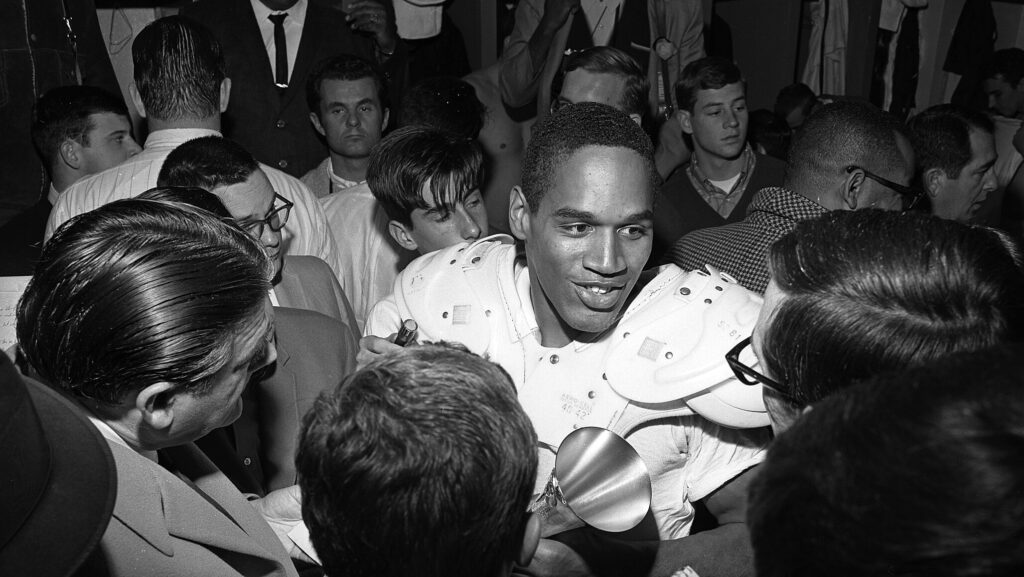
[240,192,293,238]
[846,165,924,211]
[725,336,788,397]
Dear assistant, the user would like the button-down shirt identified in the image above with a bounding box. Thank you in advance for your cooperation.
[686,144,757,219]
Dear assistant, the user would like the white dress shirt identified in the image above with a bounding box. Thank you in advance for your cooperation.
[250,0,308,84]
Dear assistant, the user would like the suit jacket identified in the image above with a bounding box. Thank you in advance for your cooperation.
[180,0,392,178]
[92,439,298,577]
[198,305,358,495]
[276,255,360,337]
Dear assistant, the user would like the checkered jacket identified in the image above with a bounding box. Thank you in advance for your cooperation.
[664,187,827,294]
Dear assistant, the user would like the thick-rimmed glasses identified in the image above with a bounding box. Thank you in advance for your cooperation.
[725,336,788,398]
[846,165,924,211]
[240,192,293,238]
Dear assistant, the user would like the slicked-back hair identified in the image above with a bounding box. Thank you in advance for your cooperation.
[909,104,995,180]
[761,209,1024,409]
[553,46,649,118]
[367,125,484,227]
[399,76,486,140]
[675,56,744,113]
[296,343,538,577]
[522,102,658,212]
[137,185,233,218]
[785,101,908,192]
[157,136,260,191]
[306,54,389,116]
[987,48,1024,87]
[750,346,1024,577]
[17,199,272,405]
[133,16,225,122]
[31,85,130,171]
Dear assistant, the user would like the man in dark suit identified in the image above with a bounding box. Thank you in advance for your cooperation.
[181,0,403,178]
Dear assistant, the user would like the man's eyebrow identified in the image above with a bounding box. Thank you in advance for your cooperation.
[553,208,595,221]
[624,210,656,222]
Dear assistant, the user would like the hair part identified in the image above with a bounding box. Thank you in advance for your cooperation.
[296,343,538,577]
[522,102,658,212]
[157,136,260,191]
[17,199,272,405]
[31,85,130,171]
[553,46,649,118]
[761,209,1024,409]
[133,16,226,122]
[750,345,1024,577]
[909,103,995,180]
[367,125,484,226]
[675,56,744,113]
[306,53,389,116]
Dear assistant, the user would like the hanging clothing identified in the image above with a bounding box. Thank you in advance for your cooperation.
[802,0,848,96]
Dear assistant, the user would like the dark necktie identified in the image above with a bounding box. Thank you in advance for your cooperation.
[268,13,289,88]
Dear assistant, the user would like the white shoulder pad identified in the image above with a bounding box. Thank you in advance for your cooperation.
[393,235,515,355]
[604,265,769,429]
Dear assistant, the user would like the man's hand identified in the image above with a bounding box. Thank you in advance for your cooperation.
[356,333,402,369]
[514,538,593,577]
[251,484,316,563]
[541,0,582,31]
[345,0,398,56]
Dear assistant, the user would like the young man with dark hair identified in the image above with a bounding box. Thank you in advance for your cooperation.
[297,344,539,577]
[46,16,343,279]
[369,125,487,255]
[668,100,916,294]
[302,54,390,197]
[551,46,649,123]
[0,85,140,275]
[908,104,997,222]
[400,76,486,140]
[654,57,786,257]
[364,102,770,577]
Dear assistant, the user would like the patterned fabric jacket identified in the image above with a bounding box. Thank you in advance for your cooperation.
[665,187,827,294]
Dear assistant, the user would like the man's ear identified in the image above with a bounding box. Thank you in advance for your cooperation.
[310,112,326,137]
[508,186,531,241]
[219,78,232,113]
[388,219,419,252]
[58,139,82,170]
[841,167,866,209]
[628,112,642,126]
[381,107,390,132]
[677,109,693,135]
[923,167,946,198]
[134,381,178,432]
[129,83,147,119]
[517,513,542,567]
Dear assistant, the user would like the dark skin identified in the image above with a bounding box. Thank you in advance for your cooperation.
[515,466,759,577]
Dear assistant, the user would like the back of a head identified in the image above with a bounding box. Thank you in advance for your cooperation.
[132,16,225,122]
[908,103,994,178]
[675,56,743,113]
[367,125,484,226]
[773,83,817,122]
[748,109,792,161]
[556,46,649,118]
[399,76,486,140]
[157,136,259,191]
[306,54,389,115]
[785,100,907,194]
[761,209,1024,408]
[749,345,1024,577]
[16,199,271,405]
[137,185,233,218]
[522,102,657,212]
[987,47,1024,86]
[31,85,129,172]
[296,344,537,577]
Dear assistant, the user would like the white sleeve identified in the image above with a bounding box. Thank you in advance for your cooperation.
[363,292,402,338]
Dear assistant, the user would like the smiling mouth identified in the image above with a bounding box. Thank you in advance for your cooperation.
[574,282,624,310]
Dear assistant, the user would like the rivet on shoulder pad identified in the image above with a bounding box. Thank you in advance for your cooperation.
[471,256,481,264]
[679,287,691,295]
[450,259,457,265]
[442,311,449,318]
[715,286,723,291]
[704,298,712,304]
[623,332,630,338]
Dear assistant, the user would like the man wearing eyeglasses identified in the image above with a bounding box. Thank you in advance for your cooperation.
[667,100,915,294]
[156,136,360,497]
[908,104,998,224]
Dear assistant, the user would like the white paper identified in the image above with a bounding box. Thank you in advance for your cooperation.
[0,277,31,360]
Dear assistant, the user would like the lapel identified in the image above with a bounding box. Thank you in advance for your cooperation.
[233,0,279,105]
[280,0,326,109]
[108,441,284,565]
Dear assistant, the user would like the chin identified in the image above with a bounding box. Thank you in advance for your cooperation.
[567,308,625,337]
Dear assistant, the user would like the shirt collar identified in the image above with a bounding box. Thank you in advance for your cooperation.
[690,144,756,193]
[143,128,222,150]
[250,0,307,23]
[46,183,60,205]
[327,158,364,191]
[88,414,159,463]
